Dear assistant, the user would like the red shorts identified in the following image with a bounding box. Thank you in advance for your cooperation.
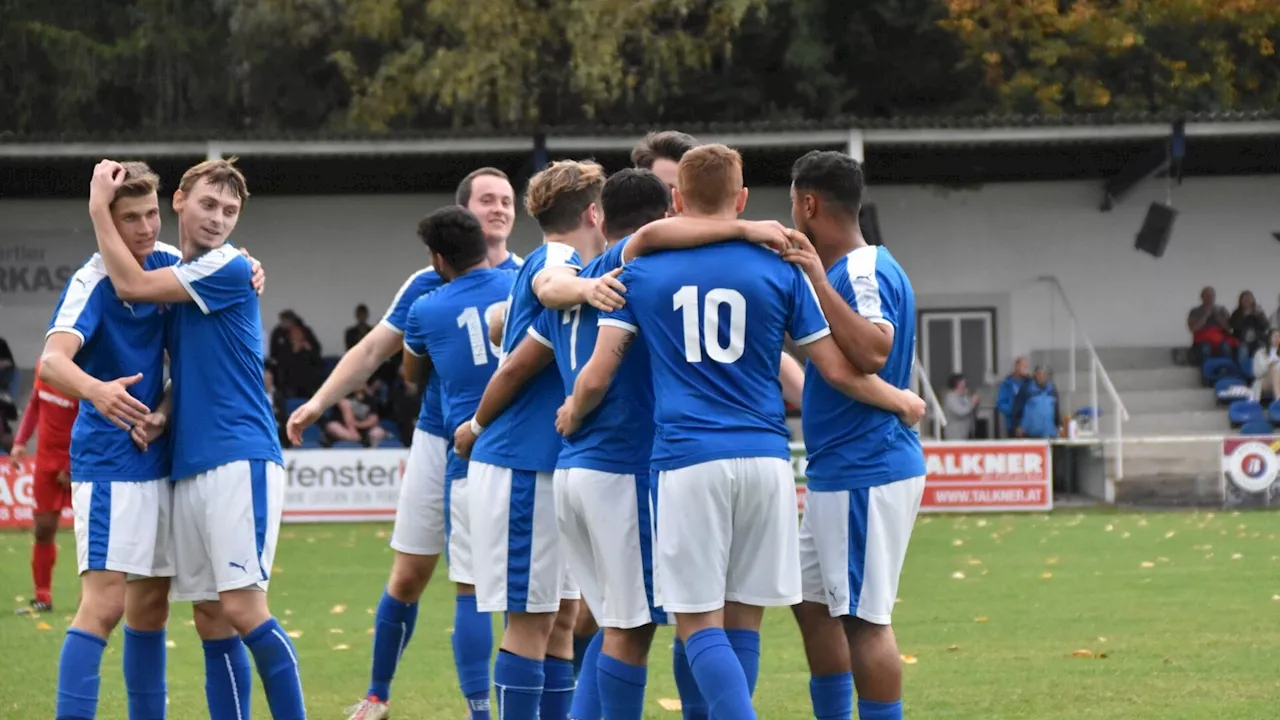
[32,469,72,515]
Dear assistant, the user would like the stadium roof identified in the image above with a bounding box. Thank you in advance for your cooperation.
[2,109,1277,159]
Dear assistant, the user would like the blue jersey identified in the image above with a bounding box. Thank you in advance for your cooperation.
[167,244,282,479]
[530,238,653,476]
[603,241,830,471]
[46,244,180,482]
[802,246,925,490]
[404,268,516,480]
[382,253,522,437]
[471,242,581,472]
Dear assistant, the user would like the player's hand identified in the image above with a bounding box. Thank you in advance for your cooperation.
[130,412,167,452]
[780,232,826,280]
[239,247,266,296]
[453,421,477,460]
[286,400,324,447]
[741,220,792,254]
[88,374,151,431]
[585,268,626,312]
[555,398,582,437]
[898,391,927,427]
[8,444,25,468]
[88,160,126,211]
[55,471,71,487]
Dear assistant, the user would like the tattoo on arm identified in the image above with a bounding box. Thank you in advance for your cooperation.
[612,333,635,360]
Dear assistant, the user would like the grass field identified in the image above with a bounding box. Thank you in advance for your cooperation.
[4,509,1280,719]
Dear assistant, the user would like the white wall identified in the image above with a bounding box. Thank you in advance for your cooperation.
[2,175,1278,371]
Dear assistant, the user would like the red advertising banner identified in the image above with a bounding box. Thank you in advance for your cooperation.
[0,457,74,529]
[920,441,1053,512]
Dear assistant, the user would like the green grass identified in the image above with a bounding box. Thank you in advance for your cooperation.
[4,510,1280,718]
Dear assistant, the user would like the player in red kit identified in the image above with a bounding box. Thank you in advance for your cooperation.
[10,358,78,613]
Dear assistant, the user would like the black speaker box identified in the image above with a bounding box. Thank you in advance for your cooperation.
[1135,202,1177,258]
[860,202,883,246]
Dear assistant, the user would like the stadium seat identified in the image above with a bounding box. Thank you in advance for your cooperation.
[1269,400,1280,424]
[379,418,400,437]
[331,440,363,449]
[1215,376,1250,404]
[300,425,323,446]
[1228,400,1265,427]
[377,437,401,448]
[298,439,323,450]
[322,356,340,375]
[284,397,308,415]
[1241,420,1274,436]
[1202,357,1243,386]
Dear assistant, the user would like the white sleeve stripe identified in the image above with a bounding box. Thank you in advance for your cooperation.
[846,247,885,323]
[526,327,553,348]
[52,265,106,330]
[173,245,238,283]
[598,318,638,334]
[378,318,406,336]
[869,318,893,327]
[794,327,832,346]
[530,264,582,290]
[45,327,85,346]
[403,343,426,357]
[172,266,210,314]
[380,267,435,324]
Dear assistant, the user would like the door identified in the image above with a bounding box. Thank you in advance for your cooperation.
[919,309,996,399]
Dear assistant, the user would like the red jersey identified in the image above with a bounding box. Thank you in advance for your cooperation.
[14,361,77,473]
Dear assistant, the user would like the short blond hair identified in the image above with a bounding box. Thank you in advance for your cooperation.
[112,161,161,207]
[676,144,744,215]
[178,157,250,203]
[524,160,606,234]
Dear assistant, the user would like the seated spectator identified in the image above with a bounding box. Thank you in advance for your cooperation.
[0,335,14,403]
[1188,286,1234,362]
[943,373,980,441]
[0,392,15,450]
[345,304,374,350]
[1252,329,1280,401]
[270,309,321,365]
[278,323,324,398]
[324,386,388,447]
[996,356,1031,437]
[1012,366,1061,439]
[1231,290,1269,378]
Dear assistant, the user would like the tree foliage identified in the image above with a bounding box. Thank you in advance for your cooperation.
[941,0,1280,114]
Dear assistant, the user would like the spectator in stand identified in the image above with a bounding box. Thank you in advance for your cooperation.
[0,335,15,402]
[345,304,373,350]
[1012,366,1061,439]
[0,392,15,450]
[996,356,1031,437]
[1252,329,1280,402]
[1188,286,1234,362]
[278,322,325,398]
[1231,290,1269,378]
[264,362,289,447]
[323,386,388,447]
[942,373,980,440]
[270,309,321,364]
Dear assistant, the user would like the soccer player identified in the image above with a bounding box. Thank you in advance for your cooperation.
[561,144,922,719]
[286,169,523,720]
[631,130,700,190]
[398,205,516,720]
[10,357,77,614]
[88,158,306,719]
[783,151,928,720]
[450,159,628,720]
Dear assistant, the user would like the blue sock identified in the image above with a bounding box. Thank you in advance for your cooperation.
[123,627,167,720]
[57,628,106,720]
[203,636,252,720]
[541,656,576,720]
[493,650,543,720]
[597,653,647,720]
[368,589,419,702]
[672,638,708,720]
[571,633,594,678]
[858,698,903,720]
[725,629,761,696]
[568,631,603,720]
[811,672,854,720]
[243,618,306,720]
[451,594,492,719]
[684,629,755,720]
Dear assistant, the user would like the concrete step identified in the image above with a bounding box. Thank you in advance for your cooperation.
[1102,409,1231,435]
[1116,437,1229,459]
[1121,455,1220,476]
[1033,346,1180,372]
[1113,388,1221,414]
[1063,366,1201,394]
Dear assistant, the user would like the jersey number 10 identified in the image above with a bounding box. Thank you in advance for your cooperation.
[673,285,745,364]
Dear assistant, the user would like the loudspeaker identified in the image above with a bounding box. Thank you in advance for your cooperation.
[1135,202,1177,258]
[860,202,883,246]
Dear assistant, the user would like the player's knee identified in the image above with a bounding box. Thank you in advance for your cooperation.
[604,624,657,665]
[724,601,764,631]
[553,600,580,635]
[32,515,59,543]
[218,590,272,636]
[79,586,127,634]
[192,601,238,640]
[388,552,436,602]
[125,581,170,631]
[572,600,598,636]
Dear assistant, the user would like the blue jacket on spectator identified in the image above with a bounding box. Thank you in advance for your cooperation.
[1012,378,1060,438]
[996,373,1029,435]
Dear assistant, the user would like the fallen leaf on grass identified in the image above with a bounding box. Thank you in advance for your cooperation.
[1040,572,1053,579]
[952,539,964,547]
[1232,553,1243,560]
[284,609,293,616]
[1121,532,1131,539]
[375,530,389,539]
[974,616,989,623]
[1205,553,1214,560]
[951,571,965,580]
[366,608,375,615]
[329,628,344,634]
[967,558,983,566]
[976,519,988,527]
[184,619,196,627]
[367,628,375,635]
[333,644,350,651]
[273,566,284,574]
[36,622,51,631]
[14,596,24,603]
[900,654,918,665]
[1097,637,1108,643]
[658,699,683,712]
[1069,649,1097,658]
[306,537,316,544]
[946,645,961,652]
[1105,524,1114,532]
[1046,557,1060,565]
[1137,519,1148,527]
[330,604,347,615]
[287,630,303,639]
[1271,595,1280,601]
[165,640,177,648]
[1164,531,1176,539]
[895,597,903,604]
[1140,561,1155,568]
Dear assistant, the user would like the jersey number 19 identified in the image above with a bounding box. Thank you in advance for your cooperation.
[457,304,504,366]
[673,285,745,364]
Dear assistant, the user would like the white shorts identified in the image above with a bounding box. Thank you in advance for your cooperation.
[469,462,578,613]
[799,476,926,624]
[390,430,448,556]
[171,460,285,603]
[554,468,666,629]
[446,474,474,585]
[654,457,801,614]
[72,479,174,579]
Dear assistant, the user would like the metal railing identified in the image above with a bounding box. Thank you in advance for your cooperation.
[914,354,946,441]
[1036,275,1131,479]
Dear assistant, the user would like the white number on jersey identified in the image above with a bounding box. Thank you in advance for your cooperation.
[562,305,583,370]
[456,303,504,366]
[672,285,746,364]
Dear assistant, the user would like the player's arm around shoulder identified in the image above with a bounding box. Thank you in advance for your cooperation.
[558,323,634,437]
[454,333,555,459]
[170,246,257,314]
[622,216,792,264]
[801,334,924,425]
[39,332,151,431]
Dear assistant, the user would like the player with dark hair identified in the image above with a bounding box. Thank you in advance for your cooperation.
[784,149,927,720]
[631,131,700,189]
[563,145,922,719]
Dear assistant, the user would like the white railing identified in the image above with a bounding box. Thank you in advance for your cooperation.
[913,354,946,441]
[1036,275,1131,479]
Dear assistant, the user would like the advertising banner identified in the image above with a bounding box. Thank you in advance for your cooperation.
[0,458,75,529]
[1221,436,1280,508]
